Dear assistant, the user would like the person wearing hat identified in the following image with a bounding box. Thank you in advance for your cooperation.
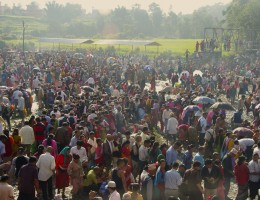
[222,148,238,199]
[107,181,121,200]
[234,156,249,200]
[248,153,260,199]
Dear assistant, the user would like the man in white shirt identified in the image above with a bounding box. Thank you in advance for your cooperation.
[164,162,182,199]
[107,181,121,200]
[70,140,88,166]
[198,112,207,146]
[138,139,151,175]
[36,146,55,200]
[166,112,179,141]
[19,121,35,155]
[162,105,171,133]
[248,153,260,199]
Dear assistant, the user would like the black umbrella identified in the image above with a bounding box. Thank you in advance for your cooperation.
[81,86,94,92]
[210,102,235,111]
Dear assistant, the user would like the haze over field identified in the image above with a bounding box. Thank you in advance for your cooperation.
[7,0,232,13]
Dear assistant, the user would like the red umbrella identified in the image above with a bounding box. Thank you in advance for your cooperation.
[233,127,254,137]
[178,124,189,131]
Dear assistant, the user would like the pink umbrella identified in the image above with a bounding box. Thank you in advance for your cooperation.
[233,127,254,137]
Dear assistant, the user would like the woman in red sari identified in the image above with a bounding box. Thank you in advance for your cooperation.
[94,138,103,166]
[123,158,134,190]
[121,140,131,165]
[55,146,71,198]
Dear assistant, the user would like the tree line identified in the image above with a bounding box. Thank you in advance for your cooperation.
[1,0,260,39]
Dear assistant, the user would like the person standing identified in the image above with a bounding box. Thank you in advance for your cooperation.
[0,174,14,200]
[164,162,182,199]
[67,154,84,198]
[182,161,203,200]
[17,92,25,123]
[166,141,182,169]
[201,159,222,199]
[222,148,237,199]
[234,156,249,200]
[248,153,260,199]
[36,146,56,200]
[166,113,179,141]
[107,181,121,200]
[55,122,71,152]
[141,163,156,200]
[55,146,71,198]
[33,117,46,147]
[197,112,207,146]
[18,156,40,200]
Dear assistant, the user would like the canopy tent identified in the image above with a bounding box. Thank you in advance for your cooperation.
[94,39,161,53]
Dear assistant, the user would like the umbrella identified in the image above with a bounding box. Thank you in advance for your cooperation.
[81,86,94,92]
[32,67,40,73]
[210,102,235,111]
[233,127,254,137]
[193,70,203,77]
[144,65,152,71]
[180,71,189,77]
[161,86,173,93]
[193,96,215,104]
[255,104,260,109]
[183,105,200,112]
[178,124,189,130]
[107,57,116,64]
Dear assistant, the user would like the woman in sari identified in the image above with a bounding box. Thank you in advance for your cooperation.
[94,138,103,166]
[68,154,84,198]
[42,134,58,158]
[55,146,71,198]
[11,128,21,157]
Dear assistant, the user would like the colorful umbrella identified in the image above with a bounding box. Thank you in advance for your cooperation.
[210,102,235,111]
[233,127,254,137]
[193,96,215,104]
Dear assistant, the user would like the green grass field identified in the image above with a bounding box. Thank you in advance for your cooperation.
[0,15,236,57]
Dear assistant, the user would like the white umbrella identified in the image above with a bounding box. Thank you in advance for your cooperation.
[193,70,203,77]
[180,71,189,77]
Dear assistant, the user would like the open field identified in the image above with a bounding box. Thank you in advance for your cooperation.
[3,38,236,57]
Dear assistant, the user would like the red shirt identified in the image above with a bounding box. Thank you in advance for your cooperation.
[234,164,249,185]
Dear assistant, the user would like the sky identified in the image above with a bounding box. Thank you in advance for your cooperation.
[7,0,232,14]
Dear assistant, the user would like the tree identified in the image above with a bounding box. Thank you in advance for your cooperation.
[148,3,164,36]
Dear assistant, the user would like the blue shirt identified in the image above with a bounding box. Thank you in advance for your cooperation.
[166,146,177,166]
[194,152,205,167]
[154,166,165,186]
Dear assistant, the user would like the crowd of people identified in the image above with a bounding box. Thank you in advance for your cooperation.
[0,48,259,200]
